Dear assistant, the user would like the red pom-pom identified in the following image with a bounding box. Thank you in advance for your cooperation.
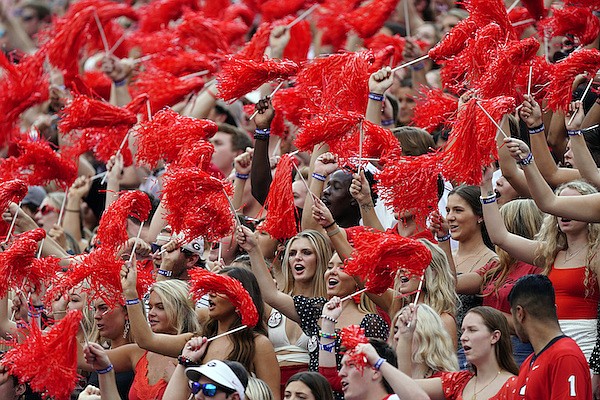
[284,20,312,64]
[222,3,256,27]
[465,0,515,39]
[412,87,458,132]
[134,108,218,168]
[294,111,363,157]
[514,56,554,104]
[0,179,28,212]
[130,67,205,112]
[81,71,113,100]
[217,57,299,102]
[59,95,138,133]
[237,21,273,61]
[340,325,369,372]
[546,49,600,112]
[428,18,478,62]
[128,29,179,55]
[475,37,540,98]
[260,0,306,22]
[271,86,310,127]
[95,191,151,250]
[315,0,355,50]
[0,52,49,145]
[203,0,231,18]
[345,0,400,39]
[521,0,546,19]
[365,34,406,66]
[361,120,401,160]
[136,260,156,297]
[146,50,219,77]
[539,6,600,47]
[376,152,443,223]
[508,7,535,39]
[162,167,235,242]
[0,140,77,189]
[344,230,432,294]
[2,310,81,400]
[176,11,231,54]
[257,154,299,240]
[188,268,259,327]
[442,97,515,185]
[176,140,216,170]
[138,0,200,32]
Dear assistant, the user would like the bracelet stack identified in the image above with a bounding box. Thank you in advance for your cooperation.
[254,128,270,140]
[528,124,544,134]
[113,79,127,87]
[318,331,338,340]
[479,193,497,205]
[517,152,534,166]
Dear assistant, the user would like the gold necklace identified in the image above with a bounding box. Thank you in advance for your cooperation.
[471,370,501,400]
[565,245,588,262]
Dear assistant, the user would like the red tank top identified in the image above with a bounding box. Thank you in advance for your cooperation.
[128,352,168,400]
[548,265,599,319]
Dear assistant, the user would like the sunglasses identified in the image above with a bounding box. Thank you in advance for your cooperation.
[39,205,59,215]
[150,243,162,253]
[188,381,232,397]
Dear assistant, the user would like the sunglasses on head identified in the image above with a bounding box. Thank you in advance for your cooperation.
[188,381,232,397]
[39,205,59,215]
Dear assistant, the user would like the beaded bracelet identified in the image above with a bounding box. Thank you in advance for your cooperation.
[517,152,534,166]
[567,129,582,136]
[319,331,338,339]
[157,269,173,277]
[373,358,386,370]
[312,172,326,182]
[479,194,497,205]
[368,92,385,102]
[319,341,336,353]
[177,355,199,368]
[528,124,544,134]
[437,233,451,242]
[125,298,140,306]
[235,172,249,180]
[320,315,338,324]
[97,364,114,375]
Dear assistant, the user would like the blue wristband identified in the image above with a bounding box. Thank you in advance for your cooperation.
[96,364,114,374]
[319,341,336,353]
[373,358,386,370]
[437,233,452,242]
[312,172,326,182]
[157,269,173,277]
[517,152,534,166]
[567,129,582,136]
[235,172,249,180]
[479,194,497,205]
[125,298,140,306]
[368,92,385,102]
[410,62,425,71]
[113,79,127,87]
[528,124,544,134]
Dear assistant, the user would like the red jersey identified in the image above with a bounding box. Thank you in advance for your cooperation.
[505,336,591,400]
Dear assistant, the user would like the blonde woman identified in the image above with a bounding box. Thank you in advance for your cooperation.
[481,163,600,360]
[394,304,459,379]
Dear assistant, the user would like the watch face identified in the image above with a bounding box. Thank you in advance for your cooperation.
[308,335,318,353]
[268,311,282,328]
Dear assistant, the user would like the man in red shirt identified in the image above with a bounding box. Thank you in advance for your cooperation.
[506,274,591,399]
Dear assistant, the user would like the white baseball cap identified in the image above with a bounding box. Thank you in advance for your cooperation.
[186,360,246,400]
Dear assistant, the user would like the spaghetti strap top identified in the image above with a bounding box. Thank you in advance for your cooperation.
[128,351,168,400]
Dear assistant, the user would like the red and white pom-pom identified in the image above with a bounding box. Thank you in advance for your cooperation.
[257,154,299,241]
[0,140,77,189]
[539,6,600,47]
[217,57,299,102]
[130,67,205,113]
[376,152,443,224]
[95,191,151,250]
[137,0,199,32]
[515,56,554,103]
[460,23,506,85]
[546,49,600,112]
[162,167,235,242]
[188,268,259,327]
[0,52,48,145]
[340,325,369,372]
[59,95,138,133]
[442,96,515,185]
[271,86,310,127]
[412,87,458,132]
[81,71,113,100]
[475,37,540,98]
[428,18,478,62]
[315,0,355,50]
[134,108,218,168]
[345,0,400,39]
[294,112,363,157]
[508,7,536,38]
[0,235,38,298]
[128,29,179,55]
[0,179,28,212]
[2,310,81,400]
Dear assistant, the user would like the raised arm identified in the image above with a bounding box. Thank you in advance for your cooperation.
[505,137,600,222]
[311,198,353,261]
[163,337,209,400]
[101,55,133,107]
[83,343,122,399]
[349,171,384,232]
[236,225,300,323]
[480,165,538,265]
[496,116,530,198]
[366,67,394,126]
[232,149,253,210]
[63,176,92,250]
[301,150,335,232]
[565,101,600,187]
[250,98,275,205]
[104,154,124,211]
[120,260,193,357]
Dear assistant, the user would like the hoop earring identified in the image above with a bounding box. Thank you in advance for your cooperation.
[123,319,130,339]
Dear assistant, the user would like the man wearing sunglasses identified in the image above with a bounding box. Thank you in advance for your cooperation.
[185,360,248,400]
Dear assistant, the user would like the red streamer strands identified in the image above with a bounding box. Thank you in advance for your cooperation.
[294,112,363,158]
[546,49,600,112]
[442,96,515,185]
[176,140,215,170]
[0,179,28,212]
[128,29,179,55]
[203,0,231,18]
[361,120,401,160]
[135,108,218,168]
[344,230,432,294]
[521,0,546,19]
[315,0,355,50]
[377,152,443,223]
[0,52,49,146]
[237,21,272,61]
[81,71,113,100]
[217,57,299,102]
[58,95,137,133]
[428,18,478,62]
[340,325,369,372]
[176,11,231,54]
[284,20,312,64]
[137,0,200,32]
[475,37,540,98]
[222,3,256,27]
[189,268,259,327]
[95,191,151,251]
[515,56,553,103]
[130,67,205,112]
[260,0,306,22]
[62,125,134,167]
[257,154,299,241]
[136,260,156,297]
[412,87,458,132]
[539,6,600,47]
[465,0,515,39]
[508,7,535,40]
[460,23,506,85]
[146,50,219,77]
[0,140,77,189]
[0,231,40,298]
[271,86,310,127]
[345,0,400,39]
[2,310,82,400]
[162,167,235,242]
[365,34,406,66]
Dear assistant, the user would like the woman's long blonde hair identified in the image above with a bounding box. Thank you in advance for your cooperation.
[533,181,600,296]
[150,280,199,335]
